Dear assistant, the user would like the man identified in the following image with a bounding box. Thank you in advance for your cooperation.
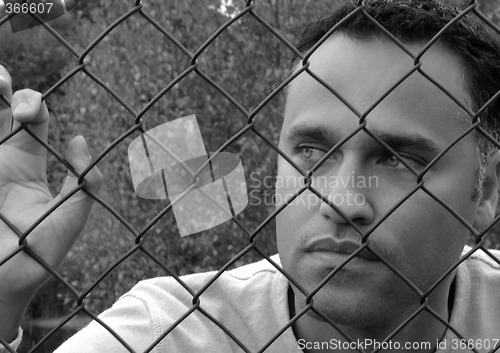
[0,0,499,352]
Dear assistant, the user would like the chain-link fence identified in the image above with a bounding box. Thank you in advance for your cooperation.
[0,0,500,352]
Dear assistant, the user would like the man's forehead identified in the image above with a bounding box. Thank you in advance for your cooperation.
[281,34,472,147]
[287,34,468,106]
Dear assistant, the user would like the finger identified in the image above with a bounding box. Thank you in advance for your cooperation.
[10,89,50,156]
[0,66,13,141]
[60,135,103,196]
[31,136,103,263]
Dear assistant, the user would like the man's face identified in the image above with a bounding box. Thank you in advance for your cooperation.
[276,34,479,327]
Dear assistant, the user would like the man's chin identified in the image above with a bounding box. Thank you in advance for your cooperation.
[292,279,416,328]
[299,295,390,328]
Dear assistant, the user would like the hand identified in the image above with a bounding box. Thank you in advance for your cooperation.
[0,66,103,341]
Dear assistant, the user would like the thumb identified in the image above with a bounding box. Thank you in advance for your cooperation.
[60,135,103,198]
[31,136,103,266]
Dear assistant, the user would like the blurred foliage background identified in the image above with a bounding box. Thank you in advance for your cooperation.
[0,0,499,351]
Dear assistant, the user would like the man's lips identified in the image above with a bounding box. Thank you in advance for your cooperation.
[304,237,380,262]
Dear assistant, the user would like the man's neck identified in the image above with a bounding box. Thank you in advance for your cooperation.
[289,279,455,353]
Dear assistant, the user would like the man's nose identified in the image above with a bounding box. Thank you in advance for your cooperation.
[315,160,375,226]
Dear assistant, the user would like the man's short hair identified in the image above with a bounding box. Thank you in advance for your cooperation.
[286,0,500,200]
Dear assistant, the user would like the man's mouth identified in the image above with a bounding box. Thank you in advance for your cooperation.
[304,237,380,262]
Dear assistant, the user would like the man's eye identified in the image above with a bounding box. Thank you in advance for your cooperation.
[380,153,423,170]
[297,145,327,162]
[383,155,401,167]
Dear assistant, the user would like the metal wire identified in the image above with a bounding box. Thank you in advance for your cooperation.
[0,0,499,352]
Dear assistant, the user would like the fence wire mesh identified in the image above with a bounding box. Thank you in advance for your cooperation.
[0,0,500,352]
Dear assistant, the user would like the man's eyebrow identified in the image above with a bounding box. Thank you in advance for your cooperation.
[286,124,441,155]
[286,124,339,142]
[374,132,441,156]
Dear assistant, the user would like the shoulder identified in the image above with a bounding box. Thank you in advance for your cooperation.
[461,245,500,275]
[123,254,284,307]
[458,246,500,307]
[448,246,500,336]
[58,256,290,353]
[113,255,290,351]
[459,245,500,292]
[224,254,282,280]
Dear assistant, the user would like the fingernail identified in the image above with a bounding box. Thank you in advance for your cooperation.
[79,135,90,156]
[13,102,31,116]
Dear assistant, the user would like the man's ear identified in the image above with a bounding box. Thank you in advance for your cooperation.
[473,150,500,231]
